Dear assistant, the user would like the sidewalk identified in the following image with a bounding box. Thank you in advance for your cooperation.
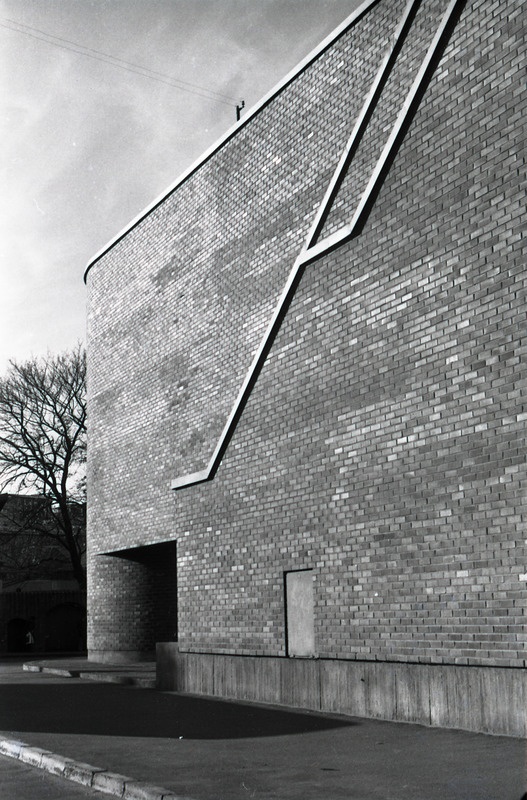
[0,658,525,800]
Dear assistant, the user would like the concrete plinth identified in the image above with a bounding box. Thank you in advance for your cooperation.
[156,644,526,738]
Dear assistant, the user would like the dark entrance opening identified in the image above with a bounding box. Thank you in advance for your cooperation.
[110,540,178,648]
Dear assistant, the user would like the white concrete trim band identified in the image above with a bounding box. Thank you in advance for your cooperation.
[83,0,378,283]
[171,0,464,491]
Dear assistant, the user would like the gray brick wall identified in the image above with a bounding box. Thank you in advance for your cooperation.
[86,0,526,669]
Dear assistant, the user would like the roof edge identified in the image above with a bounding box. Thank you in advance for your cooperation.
[83,0,378,283]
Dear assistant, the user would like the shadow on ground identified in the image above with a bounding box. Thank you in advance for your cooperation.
[0,682,354,740]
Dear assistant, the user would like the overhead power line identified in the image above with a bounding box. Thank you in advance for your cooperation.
[0,16,242,109]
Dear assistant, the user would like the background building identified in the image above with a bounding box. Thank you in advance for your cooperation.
[0,494,86,653]
[85,0,525,736]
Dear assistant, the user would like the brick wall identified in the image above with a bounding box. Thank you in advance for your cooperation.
[86,0,525,679]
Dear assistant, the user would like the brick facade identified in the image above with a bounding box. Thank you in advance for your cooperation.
[85,0,526,733]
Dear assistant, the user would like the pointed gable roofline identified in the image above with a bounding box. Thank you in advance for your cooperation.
[83,0,378,284]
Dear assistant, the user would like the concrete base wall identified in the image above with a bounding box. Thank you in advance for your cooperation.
[156,644,526,738]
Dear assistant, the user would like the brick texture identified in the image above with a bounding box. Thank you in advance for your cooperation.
[86,0,526,671]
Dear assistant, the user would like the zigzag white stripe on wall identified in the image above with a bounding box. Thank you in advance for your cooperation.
[171,0,463,490]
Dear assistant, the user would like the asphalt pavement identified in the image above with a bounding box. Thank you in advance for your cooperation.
[0,658,525,800]
[0,752,104,800]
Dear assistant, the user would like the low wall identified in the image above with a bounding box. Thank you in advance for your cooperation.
[156,644,526,738]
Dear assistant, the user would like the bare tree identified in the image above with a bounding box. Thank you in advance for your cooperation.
[0,346,86,589]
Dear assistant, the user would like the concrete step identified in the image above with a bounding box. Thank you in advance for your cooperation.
[78,671,156,688]
[23,659,157,688]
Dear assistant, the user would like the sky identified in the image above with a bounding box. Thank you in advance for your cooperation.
[0,0,362,376]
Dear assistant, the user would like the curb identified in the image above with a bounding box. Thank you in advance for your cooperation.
[0,737,194,800]
[23,662,157,688]
[23,663,80,677]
